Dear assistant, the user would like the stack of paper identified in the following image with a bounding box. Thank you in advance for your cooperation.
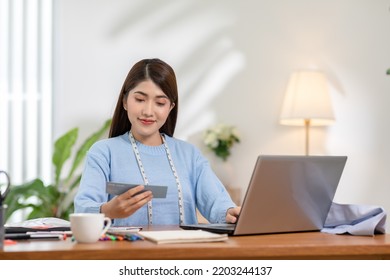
[138,230,228,244]
[5,217,71,234]
[5,217,70,228]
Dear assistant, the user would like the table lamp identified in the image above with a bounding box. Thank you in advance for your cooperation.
[280,70,335,155]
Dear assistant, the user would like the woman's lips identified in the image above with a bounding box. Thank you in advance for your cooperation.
[139,118,156,125]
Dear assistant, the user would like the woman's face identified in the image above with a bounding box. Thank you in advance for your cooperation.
[124,79,174,145]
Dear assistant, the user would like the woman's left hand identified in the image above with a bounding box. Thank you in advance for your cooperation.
[226,206,241,223]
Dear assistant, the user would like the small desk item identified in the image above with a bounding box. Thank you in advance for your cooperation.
[181,155,347,236]
[107,226,142,235]
[138,230,228,244]
[1,170,11,250]
[0,170,10,205]
[106,182,168,198]
[124,233,144,242]
[5,232,66,240]
[5,217,71,234]
[5,226,71,234]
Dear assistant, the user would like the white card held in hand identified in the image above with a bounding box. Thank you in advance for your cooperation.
[106,182,168,198]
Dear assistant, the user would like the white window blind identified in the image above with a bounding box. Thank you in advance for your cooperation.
[0,0,53,185]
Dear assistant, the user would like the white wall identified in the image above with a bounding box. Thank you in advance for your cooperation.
[54,0,390,231]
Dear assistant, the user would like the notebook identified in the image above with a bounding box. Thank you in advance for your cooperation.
[180,155,347,236]
[138,230,228,244]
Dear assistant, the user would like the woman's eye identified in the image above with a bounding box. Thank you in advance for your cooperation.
[135,98,145,102]
[157,102,166,106]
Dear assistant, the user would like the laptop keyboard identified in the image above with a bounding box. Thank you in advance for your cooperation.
[200,223,236,229]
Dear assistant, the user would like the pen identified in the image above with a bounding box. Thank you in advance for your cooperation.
[124,233,144,242]
[111,234,124,241]
[26,231,71,238]
[5,233,65,240]
[26,230,72,236]
[106,234,117,241]
[26,231,68,240]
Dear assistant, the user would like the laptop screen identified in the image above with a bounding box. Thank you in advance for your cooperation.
[233,155,347,235]
[181,155,347,236]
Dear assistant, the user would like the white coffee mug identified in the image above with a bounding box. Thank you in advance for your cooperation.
[70,213,111,243]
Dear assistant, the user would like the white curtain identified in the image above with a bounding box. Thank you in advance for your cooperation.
[0,0,53,185]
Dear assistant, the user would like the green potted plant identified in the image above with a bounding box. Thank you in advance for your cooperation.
[4,119,111,222]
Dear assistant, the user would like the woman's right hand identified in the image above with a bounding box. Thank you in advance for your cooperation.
[100,185,153,219]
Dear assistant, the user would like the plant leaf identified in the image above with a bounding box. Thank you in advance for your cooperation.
[3,179,46,221]
[57,187,78,218]
[28,205,56,219]
[387,68,390,75]
[68,174,82,191]
[65,119,111,183]
[52,127,78,185]
[3,120,111,222]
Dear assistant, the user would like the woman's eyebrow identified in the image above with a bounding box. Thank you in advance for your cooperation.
[133,91,169,99]
[133,91,147,96]
[155,95,169,99]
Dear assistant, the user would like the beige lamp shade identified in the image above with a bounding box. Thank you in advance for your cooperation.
[280,71,335,126]
[280,70,335,155]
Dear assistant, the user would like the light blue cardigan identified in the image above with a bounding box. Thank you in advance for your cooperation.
[74,132,235,226]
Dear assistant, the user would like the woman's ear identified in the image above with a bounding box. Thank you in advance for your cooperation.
[123,98,127,111]
[170,102,175,111]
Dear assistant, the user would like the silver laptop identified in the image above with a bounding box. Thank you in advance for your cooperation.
[180,155,347,235]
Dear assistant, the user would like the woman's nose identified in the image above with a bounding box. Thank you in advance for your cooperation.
[142,101,153,116]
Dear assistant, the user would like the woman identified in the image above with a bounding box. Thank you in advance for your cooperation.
[74,58,240,226]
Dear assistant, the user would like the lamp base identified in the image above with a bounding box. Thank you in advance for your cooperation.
[304,119,310,156]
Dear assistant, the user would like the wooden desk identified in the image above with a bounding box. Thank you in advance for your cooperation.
[1,228,390,260]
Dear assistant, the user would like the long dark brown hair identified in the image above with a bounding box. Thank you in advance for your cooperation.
[109,58,179,138]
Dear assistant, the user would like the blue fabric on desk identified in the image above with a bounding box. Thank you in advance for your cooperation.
[321,202,387,236]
